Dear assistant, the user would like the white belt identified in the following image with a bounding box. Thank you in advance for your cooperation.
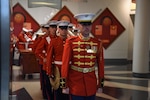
[71,65,95,73]
[54,61,72,65]
[54,61,62,65]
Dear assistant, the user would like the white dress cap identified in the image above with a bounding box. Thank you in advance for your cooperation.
[40,24,45,27]
[74,13,95,22]
[58,20,70,27]
[48,20,58,26]
[22,28,29,32]
[68,23,73,27]
[28,29,33,32]
[43,24,49,28]
[36,32,45,35]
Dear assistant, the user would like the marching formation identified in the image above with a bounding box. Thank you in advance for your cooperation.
[10,13,105,100]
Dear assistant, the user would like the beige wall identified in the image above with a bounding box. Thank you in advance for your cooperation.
[12,0,134,60]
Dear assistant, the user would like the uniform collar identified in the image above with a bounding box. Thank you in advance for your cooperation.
[79,34,90,41]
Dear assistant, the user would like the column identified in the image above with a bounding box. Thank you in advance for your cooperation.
[132,0,150,77]
[0,0,10,100]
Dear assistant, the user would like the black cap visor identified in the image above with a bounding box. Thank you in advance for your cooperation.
[79,22,92,26]
[59,26,68,30]
[50,25,57,28]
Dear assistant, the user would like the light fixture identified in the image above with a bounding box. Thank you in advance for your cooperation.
[62,0,87,2]
[31,2,57,6]
[28,0,62,9]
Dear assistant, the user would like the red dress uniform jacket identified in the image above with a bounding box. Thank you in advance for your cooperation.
[46,36,65,75]
[32,36,43,53]
[35,34,56,69]
[61,36,104,96]
[17,32,33,50]
[10,33,18,51]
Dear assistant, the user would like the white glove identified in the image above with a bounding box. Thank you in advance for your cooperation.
[62,88,69,94]
[97,88,103,93]
[46,36,51,44]
[24,34,32,42]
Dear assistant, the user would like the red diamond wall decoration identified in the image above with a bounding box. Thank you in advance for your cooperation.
[92,8,125,49]
[50,6,77,24]
[11,3,40,36]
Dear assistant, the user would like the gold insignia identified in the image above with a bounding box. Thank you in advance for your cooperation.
[73,48,85,52]
[74,61,95,66]
[85,55,96,59]
[74,54,84,59]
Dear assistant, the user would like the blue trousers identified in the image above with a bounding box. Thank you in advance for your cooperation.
[43,70,54,100]
[71,94,95,100]
[55,88,70,100]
